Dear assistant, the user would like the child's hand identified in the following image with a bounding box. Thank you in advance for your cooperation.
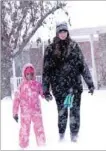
[41,94,45,99]
[13,114,18,123]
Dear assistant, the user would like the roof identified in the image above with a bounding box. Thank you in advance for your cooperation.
[70,26,106,36]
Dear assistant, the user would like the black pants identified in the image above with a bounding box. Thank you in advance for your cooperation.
[55,92,81,136]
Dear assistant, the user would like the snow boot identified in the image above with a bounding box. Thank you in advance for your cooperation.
[59,133,65,141]
[71,134,78,142]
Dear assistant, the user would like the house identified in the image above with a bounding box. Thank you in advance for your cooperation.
[13,26,106,92]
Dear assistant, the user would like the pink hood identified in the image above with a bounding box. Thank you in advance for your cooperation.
[22,63,36,80]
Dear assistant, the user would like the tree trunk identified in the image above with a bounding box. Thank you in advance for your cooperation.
[1,57,12,99]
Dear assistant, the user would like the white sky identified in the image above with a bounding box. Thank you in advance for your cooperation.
[68,1,106,28]
[32,1,106,42]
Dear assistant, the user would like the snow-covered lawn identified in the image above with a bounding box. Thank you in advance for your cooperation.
[1,90,106,150]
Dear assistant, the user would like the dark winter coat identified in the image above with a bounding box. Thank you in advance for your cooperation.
[42,37,94,99]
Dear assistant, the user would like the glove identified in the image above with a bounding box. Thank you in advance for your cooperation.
[43,85,53,101]
[45,93,53,102]
[88,86,94,95]
[13,114,18,123]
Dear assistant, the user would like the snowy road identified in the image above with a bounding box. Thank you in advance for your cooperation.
[1,90,106,150]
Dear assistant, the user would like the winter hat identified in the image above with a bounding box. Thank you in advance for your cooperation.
[24,66,34,75]
[56,22,68,34]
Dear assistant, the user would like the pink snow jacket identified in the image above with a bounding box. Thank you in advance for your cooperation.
[13,63,44,116]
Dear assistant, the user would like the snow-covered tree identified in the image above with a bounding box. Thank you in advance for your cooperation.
[1,0,66,99]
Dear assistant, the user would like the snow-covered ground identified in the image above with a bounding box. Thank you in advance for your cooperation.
[1,90,106,150]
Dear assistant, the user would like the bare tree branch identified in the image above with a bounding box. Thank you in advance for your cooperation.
[12,3,65,58]
[40,0,44,18]
[13,11,28,49]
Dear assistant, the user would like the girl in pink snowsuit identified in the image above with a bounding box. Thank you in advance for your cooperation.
[13,63,46,148]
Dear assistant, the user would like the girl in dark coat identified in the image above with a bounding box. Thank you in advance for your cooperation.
[42,22,95,142]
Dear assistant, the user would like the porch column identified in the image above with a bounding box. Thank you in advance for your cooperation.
[12,58,17,92]
[89,34,98,89]
[42,40,45,56]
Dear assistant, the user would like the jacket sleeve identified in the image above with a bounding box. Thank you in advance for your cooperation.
[42,45,53,95]
[76,43,95,89]
[13,85,21,116]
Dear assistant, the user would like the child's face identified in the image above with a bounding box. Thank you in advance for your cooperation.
[25,72,34,80]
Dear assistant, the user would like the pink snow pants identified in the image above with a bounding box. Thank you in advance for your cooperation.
[19,113,46,148]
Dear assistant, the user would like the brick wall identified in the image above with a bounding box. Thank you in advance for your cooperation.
[97,33,106,87]
[30,46,43,75]
[78,41,92,67]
